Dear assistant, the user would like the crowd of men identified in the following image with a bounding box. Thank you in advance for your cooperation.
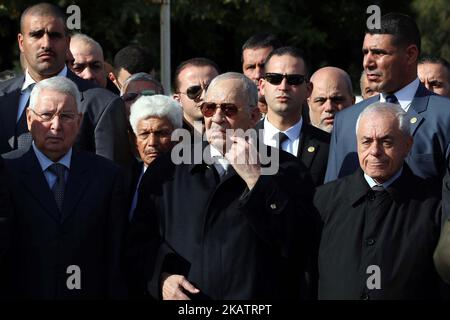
[0,2,450,300]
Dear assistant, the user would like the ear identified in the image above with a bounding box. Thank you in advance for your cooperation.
[26,108,32,131]
[404,135,413,154]
[173,93,181,103]
[306,81,313,98]
[250,106,261,126]
[18,33,24,53]
[405,44,419,66]
[259,78,266,97]
[108,72,120,90]
[351,95,356,105]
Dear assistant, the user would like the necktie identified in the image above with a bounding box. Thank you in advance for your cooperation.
[371,185,384,192]
[385,94,399,105]
[48,163,66,212]
[276,132,289,149]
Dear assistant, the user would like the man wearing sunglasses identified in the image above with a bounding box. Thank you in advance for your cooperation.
[120,72,164,119]
[259,46,330,186]
[130,72,316,300]
[173,58,220,136]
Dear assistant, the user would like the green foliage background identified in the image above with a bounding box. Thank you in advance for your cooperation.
[0,0,448,93]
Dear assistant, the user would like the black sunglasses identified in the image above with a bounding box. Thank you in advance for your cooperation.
[181,84,208,100]
[200,102,239,118]
[121,89,156,102]
[264,73,307,86]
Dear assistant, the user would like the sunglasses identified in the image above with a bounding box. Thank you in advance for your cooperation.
[200,102,239,118]
[264,73,307,86]
[180,84,208,100]
[121,89,156,103]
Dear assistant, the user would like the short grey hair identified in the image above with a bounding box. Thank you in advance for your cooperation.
[129,94,183,134]
[29,76,81,112]
[70,33,104,58]
[121,72,165,95]
[206,72,258,108]
[355,102,410,136]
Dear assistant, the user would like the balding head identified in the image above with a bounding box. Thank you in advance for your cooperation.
[307,66,355,132]
[69,33,106,88]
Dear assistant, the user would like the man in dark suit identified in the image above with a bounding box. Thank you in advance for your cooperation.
[316,102,443,299]
[0,3,133,171]
[128,72,316,300]
[325,13,450,182]
[4,76,127,299]
[257,46,330,186]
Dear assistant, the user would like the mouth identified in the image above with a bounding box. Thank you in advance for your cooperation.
[276,96,290,102]
[46,136,63,142]
[366,73,381,81]
[38,52,55,60]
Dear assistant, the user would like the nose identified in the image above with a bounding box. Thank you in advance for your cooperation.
[363,52,375,71]
[81,67,95,81]
[40,33,51,50]
[322,99,336,113]
[278,77,289,91]
[49,114,62,131]
[147,132,157,146]
[211,105,226,123]
[254,65,264,82]
[368,141,382,157]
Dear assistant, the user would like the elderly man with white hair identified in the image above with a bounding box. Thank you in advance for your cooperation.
[128,94,182,220]
[4,76,127,299]
[314,102,444,299]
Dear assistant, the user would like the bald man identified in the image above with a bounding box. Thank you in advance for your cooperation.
[307,67,355,133]
[69,33,107,88]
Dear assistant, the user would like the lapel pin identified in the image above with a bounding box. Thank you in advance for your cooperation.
[307,146,315,153]
[410,117,417,124]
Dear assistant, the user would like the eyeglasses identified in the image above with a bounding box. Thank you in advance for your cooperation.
[200,102,239,118]
[264,73,307,86]
[121,89,156,103]
[30,109,79,123]
[179,84,208,100]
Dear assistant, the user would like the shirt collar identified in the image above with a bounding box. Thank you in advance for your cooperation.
[380,78,420,111]
[263,116,302,145]
[32,142,72,172]
[364,166,403,189]
[22,66,68,92]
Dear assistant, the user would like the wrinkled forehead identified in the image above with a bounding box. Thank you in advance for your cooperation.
[36,89,76,109]
[206,79,246,104]
[22,13,66,33]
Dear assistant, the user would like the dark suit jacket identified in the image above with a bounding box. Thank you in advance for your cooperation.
[128,144,317,300]
[0,70,134,170]
[0,156,13,296]
[255,120,330,186]
[4,149,128,299]
[315,165,443,299]
[325,83,450,182]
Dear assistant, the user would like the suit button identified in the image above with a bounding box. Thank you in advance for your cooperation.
[366,238,376,246]
[270,203,277,210]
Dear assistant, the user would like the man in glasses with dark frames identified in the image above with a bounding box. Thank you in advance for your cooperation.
[3,77,127,299]
[258,46,330,187]
[241,33,281,116]
[129,72,316,300]
[173,57,220,136]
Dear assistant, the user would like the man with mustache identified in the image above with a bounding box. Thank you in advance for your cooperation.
[325,13,450,182]
[257,46,330,186]
[0,3,133,173]
[307,66,355,133]
[127,94,182,220]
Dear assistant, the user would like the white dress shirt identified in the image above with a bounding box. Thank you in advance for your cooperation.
[263,116,302,156]
[379,78,420,112]
[210,145,230,177]
[364,167,403,189]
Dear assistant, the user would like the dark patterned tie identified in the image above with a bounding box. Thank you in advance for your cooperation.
[385,94,399,105]
[276,132,289,149]
[371,185,384,192]
[48,163,66,212]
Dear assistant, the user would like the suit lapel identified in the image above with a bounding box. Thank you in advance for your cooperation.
[61,151,91,221]
[298,124,319,169]
[0,76,25,149]
[407,83,430,136]
[19,149,61,222]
